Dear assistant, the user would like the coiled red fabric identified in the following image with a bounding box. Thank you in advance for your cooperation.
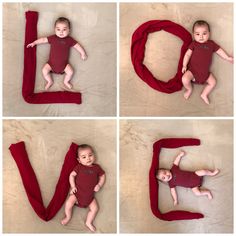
[131,20,192,93]
[9,141,78,221]
[149,138,204,221]
[23,11,82,104]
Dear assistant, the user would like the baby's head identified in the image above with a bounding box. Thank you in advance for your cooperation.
[54,17,71,38]
[77,144,96,167]
[192,20,210,43]
[156,168,172,182]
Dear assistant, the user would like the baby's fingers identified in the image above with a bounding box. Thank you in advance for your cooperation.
[180,150,185,155]
[94,185,100,192]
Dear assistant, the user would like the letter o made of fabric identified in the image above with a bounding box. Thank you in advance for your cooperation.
[131,20,192,94]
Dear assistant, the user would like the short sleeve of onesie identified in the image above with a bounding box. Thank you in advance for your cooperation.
[73,164,80,174]
[188,41,195,51]
[67,36,78,47]
[210,40,220,52]
[96,165,105,176]
[47,35,56,44]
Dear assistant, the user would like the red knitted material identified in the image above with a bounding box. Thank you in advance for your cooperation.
[9,141,78,221]
[23,11,82,104]
[149,138,204,221]
[131,20,192,93]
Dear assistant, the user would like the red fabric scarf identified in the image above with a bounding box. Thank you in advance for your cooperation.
[131,20,192,93]
[23,11,82,104]
[149,138,204,221]
[9,141,78,221]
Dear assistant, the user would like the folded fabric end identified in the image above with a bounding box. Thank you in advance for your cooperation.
[9,141,25,150]
[25,11,38,17]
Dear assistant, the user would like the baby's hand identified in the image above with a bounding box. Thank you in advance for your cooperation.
[179,150,185,157]
[26,42,35,48]
[81,54,87,61]
[182,66,187,74]
[70,187,77,194]
[174,200,178,206]
[94,184,101,192]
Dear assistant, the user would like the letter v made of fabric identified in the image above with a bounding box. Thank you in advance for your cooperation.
[23,11,82,104]
[149,138,204,221]
[131,20,192,93]
[9,141,79,221]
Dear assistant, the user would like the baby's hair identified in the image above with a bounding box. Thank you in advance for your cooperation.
[55,17,71,29]
[192,20,210,32]
[77,144,94,156]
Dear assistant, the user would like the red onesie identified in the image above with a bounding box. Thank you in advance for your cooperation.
[168,164,202,189]
[47,35,78,74]
[188,40,220,84]
[73,163,105,208]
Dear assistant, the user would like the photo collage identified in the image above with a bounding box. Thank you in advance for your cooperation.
[2,1,234,234]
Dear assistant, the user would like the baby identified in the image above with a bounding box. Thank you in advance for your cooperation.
[182,20,233,104]
[156,150,219,205]
[61,144,105,232]
[27,17,87,90]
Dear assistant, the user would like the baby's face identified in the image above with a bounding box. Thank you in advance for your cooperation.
[55,22,70,38]
[158,169,172,182]
[193,25,210,43]
[78,148,95,167]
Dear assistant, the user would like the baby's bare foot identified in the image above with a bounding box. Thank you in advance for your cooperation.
[45,81,53,90]
[61,217,70,226]
[64,82,72,89]
[211,169,220,176]
[184,90,192,100]
[207,191,213,200]
[85,222,96,232]
[200,94,210,105]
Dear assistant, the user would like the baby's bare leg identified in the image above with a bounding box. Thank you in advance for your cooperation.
[42,63,53,90]
[64,64,74,89]
[182,70,194,99]
[85,198,99,232]
[195,169,219,177]
[200,73,216,105]
[192,187,213,200]
[61,194,77,225]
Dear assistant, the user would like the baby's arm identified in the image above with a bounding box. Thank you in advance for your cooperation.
[94,174,106,192]
[26,37,48,48]
[216,48,234,63]
[170,187,178,205]
[182,49,193,73]
[173,150,185,166]
[69,171,77,194]
[73,43,87,60]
